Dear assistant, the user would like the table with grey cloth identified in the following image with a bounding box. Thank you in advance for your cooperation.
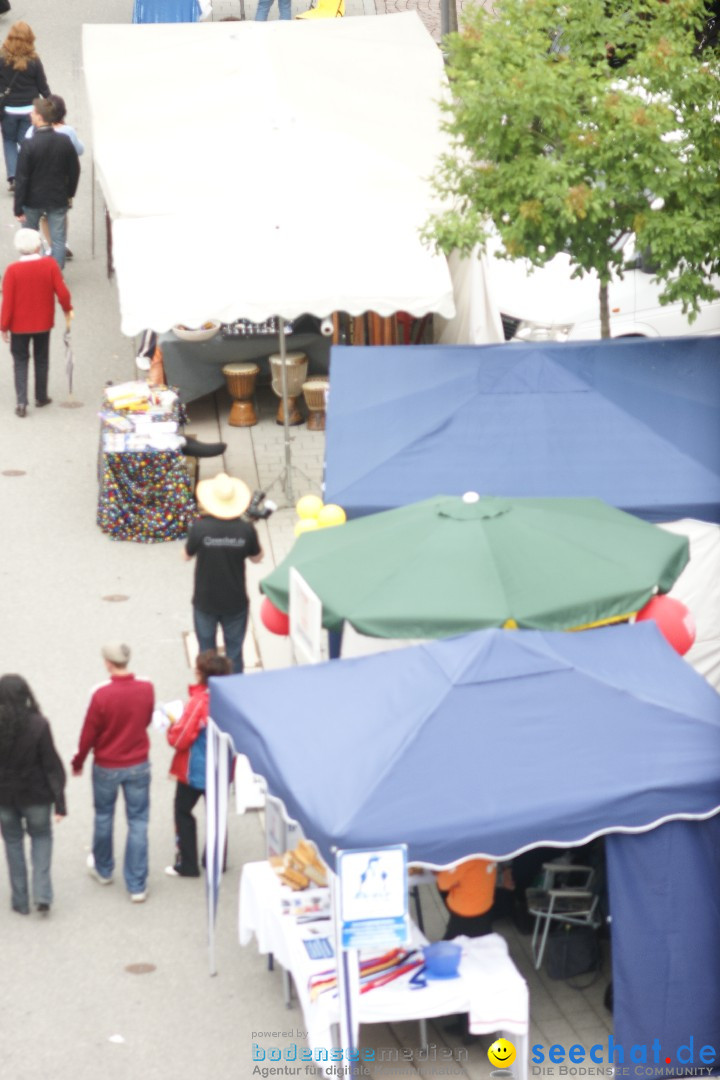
[159,331,330,403]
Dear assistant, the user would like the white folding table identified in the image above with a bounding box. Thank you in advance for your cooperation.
[239,860,529,1080]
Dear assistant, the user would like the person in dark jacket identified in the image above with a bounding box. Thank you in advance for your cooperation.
[0,22,50,191]
[14,96,79,270]
[0,674,66,916]
[165,651,232,878]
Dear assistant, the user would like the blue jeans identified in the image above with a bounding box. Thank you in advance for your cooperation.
[0,803,53,912]
[193,606,248,674]
[92,761,150,894]
[22,206,68,269]
[1,111,31,181]
[255,0,292,18]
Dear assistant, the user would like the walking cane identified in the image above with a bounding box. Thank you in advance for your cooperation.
[61,321,83,409]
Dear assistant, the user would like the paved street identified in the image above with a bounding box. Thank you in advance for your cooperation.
[0,2,609,1078]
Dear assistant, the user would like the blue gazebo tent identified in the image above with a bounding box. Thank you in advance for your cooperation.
[323,338,720,524]
[209,623,720,1075]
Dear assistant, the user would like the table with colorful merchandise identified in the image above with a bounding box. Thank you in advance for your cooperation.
[96,381,198,543]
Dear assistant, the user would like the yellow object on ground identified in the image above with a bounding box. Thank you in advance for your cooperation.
[296,0,344,17]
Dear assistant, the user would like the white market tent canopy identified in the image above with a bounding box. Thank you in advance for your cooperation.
[82,14,456,335]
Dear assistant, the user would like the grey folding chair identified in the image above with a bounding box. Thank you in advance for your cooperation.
[526,862,603,970]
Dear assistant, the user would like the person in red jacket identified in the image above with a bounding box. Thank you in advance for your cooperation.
[1,227,73,417]
[72,643,154,903]
[165,650,232,878]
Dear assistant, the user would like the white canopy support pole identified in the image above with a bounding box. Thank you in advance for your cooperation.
[278,319,294,505]
[206,720,218,975]
[331,868,360,1065]
[91,158,96,260]
[207,720,232,977]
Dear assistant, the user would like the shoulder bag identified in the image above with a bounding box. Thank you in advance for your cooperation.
[0,65,20,119]
[546,924,600,981]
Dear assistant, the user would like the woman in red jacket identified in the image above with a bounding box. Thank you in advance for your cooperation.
[165,651,232,878]
[1,227,72,417]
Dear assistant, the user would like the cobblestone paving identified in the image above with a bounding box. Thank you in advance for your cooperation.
[210,0,491,43]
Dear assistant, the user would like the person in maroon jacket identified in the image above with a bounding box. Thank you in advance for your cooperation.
[1,227,73,417]
[72,643,154,903]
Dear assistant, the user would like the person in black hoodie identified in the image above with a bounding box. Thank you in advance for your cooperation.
[14,96,79,270]
[0,674,66,916]
[0,22,50,192]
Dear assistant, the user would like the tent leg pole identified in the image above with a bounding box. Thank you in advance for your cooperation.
[91,159,96,260]
[206,722,221,976]
[278,321,295,505]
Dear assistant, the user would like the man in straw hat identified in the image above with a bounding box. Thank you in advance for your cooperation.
[184,472,263,674]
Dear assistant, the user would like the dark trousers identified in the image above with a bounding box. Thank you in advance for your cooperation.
[172,780,228,877]
[443,910,494,940]
[173,780,203,877]
[11,331,50,407]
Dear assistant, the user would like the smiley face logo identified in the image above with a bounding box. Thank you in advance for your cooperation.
[488,1038,516,1069]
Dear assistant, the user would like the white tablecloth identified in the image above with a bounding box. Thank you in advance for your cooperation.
[239,861,529,1080]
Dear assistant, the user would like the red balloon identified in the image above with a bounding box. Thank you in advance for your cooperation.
[636,596,696,655]
[260,596,290,636]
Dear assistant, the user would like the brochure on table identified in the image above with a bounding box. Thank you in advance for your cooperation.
[100,381,185,453]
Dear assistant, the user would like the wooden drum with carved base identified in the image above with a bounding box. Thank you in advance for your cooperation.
[302,378,329,431]
[269,352,308,426]
[222,362,260,427]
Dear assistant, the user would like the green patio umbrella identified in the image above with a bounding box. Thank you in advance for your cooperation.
[261,494,690,638]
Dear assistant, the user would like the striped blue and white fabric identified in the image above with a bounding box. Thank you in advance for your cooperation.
[132,0,200,23]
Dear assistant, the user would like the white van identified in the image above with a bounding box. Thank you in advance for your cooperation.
[489,238,720,341]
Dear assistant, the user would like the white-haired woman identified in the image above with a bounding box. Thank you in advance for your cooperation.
[0,228,73,418]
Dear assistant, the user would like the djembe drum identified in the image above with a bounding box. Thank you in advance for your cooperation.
[222,362,260,427]
[302,378,329,431]
[269,352,308,426]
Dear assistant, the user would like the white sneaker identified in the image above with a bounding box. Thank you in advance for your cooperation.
[130,891,148,903]
[164,865,180,877]
[87,853,112,885]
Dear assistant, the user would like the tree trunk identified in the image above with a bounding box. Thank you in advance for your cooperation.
[599,280,611,339]
[441,0,459,36]
[447,0,459,33]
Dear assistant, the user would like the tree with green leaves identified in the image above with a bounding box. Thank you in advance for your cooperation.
[424,0,720,337]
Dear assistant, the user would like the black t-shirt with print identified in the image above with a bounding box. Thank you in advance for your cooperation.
[186,515,260,615]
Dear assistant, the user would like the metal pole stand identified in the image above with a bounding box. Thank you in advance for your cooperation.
[262,320,314,508]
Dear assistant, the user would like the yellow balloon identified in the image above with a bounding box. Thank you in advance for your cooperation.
[294,518,320,538]
[296,494,324,520]
[316,503,347,528]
